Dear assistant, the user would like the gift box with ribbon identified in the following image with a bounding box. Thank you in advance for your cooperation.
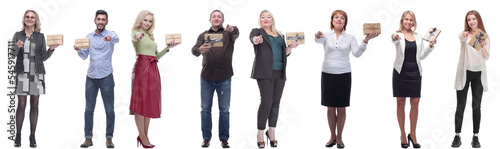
[423,27,441,41]
[363,23,381,35]
[468,29,488,51]
[46,34,63,46]
[286,32,305,45]
[75,38,90,49]
[165,33,182,45]
[204,34,223,47]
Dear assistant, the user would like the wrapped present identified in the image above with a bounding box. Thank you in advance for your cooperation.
[46,34,63,46]
[165,33,182,45]
[204,34,223,47]
[75,38,90,49]
[468,29,488,51]
[363,23,381,35]
[422,27,441,41]
[286,32,305,45]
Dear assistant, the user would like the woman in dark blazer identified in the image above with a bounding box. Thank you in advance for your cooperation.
[11,10,59,147]
[249,10,298,148]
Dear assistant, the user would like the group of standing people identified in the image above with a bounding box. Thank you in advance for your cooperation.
[10,8,490,149]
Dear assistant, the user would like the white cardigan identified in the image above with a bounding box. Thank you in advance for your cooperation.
[454,32,490,91]
[391,32,434,75]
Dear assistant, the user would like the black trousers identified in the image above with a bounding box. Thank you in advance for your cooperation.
[257,70,285,130]
[455,70,483,133]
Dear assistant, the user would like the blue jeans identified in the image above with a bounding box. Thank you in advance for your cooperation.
[200,77,231,140]
[84,74,115,139]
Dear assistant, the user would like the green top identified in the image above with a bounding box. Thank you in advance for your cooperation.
[131,28,168,60]
[269,35,284,70]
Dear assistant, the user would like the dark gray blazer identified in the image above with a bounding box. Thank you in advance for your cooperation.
[11,31,54,74]
[249,28,289,80]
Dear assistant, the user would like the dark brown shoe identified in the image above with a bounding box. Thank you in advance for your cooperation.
[106,138,115,148]
[220,139,230,148]
[201,139,210,148]
[80,138,93,148]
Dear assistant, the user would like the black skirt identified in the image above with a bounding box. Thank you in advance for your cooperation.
[321,72,351,107]
[392,62,421,97]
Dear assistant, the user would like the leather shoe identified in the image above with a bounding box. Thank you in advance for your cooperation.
[80,138,93,148]
[201,139,210,148]
[220,138,230,148]
[471,136,481,148]
[451,135,461,147]
[106,138,115,148]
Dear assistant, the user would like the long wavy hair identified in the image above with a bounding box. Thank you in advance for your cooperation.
[464,10,486,33]
[22,10,41,32]
[131,10,155,40]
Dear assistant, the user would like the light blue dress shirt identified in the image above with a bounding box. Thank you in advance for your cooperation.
[78,29,119,79]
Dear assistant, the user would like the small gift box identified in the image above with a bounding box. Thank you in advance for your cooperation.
[204,34,223,47]
[468,29,488,51]
[286,32,305,45]
[363,23,381,35]
[46,34,63,46]
[75,38,90,49]
[165,33,182,45]
[422,27,441,41]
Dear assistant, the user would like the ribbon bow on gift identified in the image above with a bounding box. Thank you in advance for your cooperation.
[472,31,486,49]
[286,33,305,42]
[427,27,437,41]
[204,35,223,46]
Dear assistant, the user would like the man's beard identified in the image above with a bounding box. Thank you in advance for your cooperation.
[96,24,106,31]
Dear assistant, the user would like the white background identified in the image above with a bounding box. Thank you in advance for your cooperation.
[1,0,499,149]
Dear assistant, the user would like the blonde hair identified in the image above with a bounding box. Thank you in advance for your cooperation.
[22,10,41,32]
[131,10,155,40]
[258,10,281,36]
[397,11,417,33]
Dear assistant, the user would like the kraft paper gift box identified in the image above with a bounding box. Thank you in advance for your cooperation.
[468,29,488,51]
[46,34,63,46]
[75,38,90,49]
[422,27,441,41]
[165,33,182,45]
[286,32,305,45]
[204,34,223,47]
[363,23,381,35]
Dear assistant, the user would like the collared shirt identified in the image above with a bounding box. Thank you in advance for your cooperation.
[78,29,119,79]
[191,26,239,80]
[315,30,367,74]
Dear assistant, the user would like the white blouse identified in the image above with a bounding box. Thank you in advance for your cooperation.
[455,31,490,91]
[315,30,367,74]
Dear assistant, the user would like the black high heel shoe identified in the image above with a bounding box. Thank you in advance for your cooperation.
[325,140,336,147]
[14,134,21,147]
[257,135,265,148]
[265,131,278,147]
[401,136,409,148]
[30,135,37,148]
[337,144,345,148]
[408,134,421,148]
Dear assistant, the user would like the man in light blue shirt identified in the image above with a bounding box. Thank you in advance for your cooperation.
[74,10,119,148]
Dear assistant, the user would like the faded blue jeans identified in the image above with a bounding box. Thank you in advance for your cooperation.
[200,77,231,140]
[84,74,115,139]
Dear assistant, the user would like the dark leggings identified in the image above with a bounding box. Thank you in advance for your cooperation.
[15,95,39,144]
[455,71,482,133]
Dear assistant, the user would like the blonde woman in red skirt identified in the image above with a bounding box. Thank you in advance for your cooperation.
[130,10,178,148]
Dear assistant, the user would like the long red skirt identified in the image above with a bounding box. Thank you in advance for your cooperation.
[130,55,161,118]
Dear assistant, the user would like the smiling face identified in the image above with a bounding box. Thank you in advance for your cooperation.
[209,11,224,29]
[402,14,414,31]
[24,11,36,29]
[331,13,345,30]
[467,14,478,31]
[260,13,273,28]
[94,14,108,31]
[141,14,153,30]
